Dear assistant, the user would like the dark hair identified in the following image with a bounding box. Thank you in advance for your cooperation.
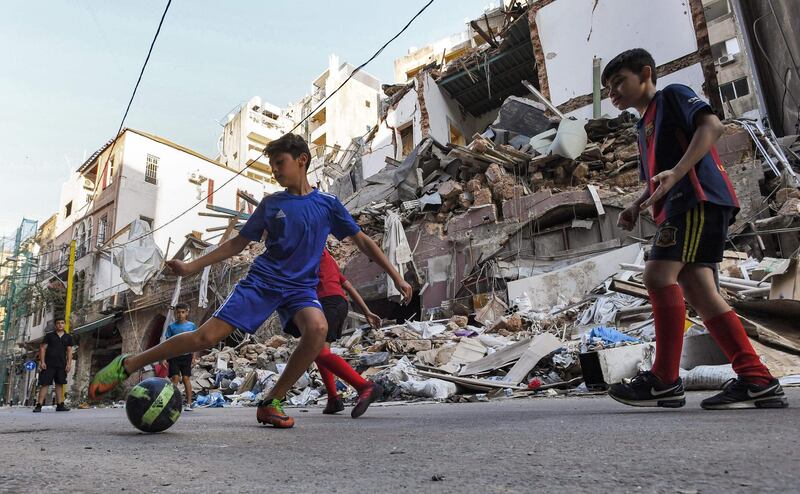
[54,316,66,323]
[265,133,311,168]
[174,302,189,311]
[601,48,657,86]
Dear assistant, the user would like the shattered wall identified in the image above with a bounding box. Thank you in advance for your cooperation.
[530,0,719,117]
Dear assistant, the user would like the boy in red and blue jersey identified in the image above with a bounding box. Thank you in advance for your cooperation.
[88,133,412,427]
[603,48,787,410]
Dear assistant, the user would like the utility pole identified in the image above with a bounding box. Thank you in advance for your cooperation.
[64,240,76,333]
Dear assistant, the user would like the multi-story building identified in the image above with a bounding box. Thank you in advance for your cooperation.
[295,54,382,159]
[216,96,293,189]
[703,0,759,118]
[393,6,508,84]
[4,128,268,402]
[47,128,266,308]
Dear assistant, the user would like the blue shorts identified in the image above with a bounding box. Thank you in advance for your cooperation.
[213,272,322,334]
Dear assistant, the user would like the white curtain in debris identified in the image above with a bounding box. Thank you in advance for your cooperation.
[161,276,182,343]
[113,219,164,295]
[198,245,217,308]
[382,211,412,303]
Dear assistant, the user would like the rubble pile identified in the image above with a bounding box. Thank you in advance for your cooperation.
[333,98,649,237]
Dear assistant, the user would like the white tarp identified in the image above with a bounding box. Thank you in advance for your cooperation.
[160,276,182,343]
[382,211,413,303]
[198,245,217,308]
[113,219,164,295]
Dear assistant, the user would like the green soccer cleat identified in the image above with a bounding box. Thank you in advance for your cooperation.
[88,354,130,400]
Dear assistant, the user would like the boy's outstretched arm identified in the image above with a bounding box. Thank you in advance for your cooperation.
[166,234,250,277]
[342,279,382,328]
[641,112,724,209]
[350,231,413,304]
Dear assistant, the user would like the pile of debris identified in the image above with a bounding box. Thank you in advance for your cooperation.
[178,235,800,410]
[332,92,647,238]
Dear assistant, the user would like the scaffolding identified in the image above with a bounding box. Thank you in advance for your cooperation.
[0,218,38,404]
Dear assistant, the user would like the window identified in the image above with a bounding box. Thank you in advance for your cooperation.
[145,154,159,184]
[97,216,107,246]
[704,0,730,23]
[74,271,86,310]
[74,222,86,258]
[399,123,414,158]
[711,38,741,60]
[64,201,72,218]
[84,218,92,255]
[719,77,750,102]
[449,122,465,146]
[139,215,154,229]
[102,157,115,189]
[365,100,371,108]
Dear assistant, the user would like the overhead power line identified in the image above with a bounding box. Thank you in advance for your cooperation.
[108,0,436,250]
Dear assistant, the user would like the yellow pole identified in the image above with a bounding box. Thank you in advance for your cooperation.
[62,240,76,404]
[59,240,75,403]
[64,240,76,333]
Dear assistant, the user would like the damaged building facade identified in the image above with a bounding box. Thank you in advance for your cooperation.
[334,0,723,317]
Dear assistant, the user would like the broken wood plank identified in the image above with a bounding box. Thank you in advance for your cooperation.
[418,371,528,391]
[503,333,562,384]
[237,190,259,207]
[609,278,649,299]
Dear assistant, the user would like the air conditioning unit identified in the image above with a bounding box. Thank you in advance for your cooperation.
[717,55,735,66]
[188,172,207,185]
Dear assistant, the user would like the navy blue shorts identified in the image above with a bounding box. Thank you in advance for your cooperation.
[213,272,322,334]
[649,202,733,264]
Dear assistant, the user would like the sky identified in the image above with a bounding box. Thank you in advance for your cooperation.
[0,0,496,236]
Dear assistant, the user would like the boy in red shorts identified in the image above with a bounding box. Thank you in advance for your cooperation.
[284,249,383,417]
[602,48,787,410]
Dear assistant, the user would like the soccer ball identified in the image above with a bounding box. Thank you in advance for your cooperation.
[125,377,183,433]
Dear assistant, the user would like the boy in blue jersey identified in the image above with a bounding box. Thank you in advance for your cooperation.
[602,48,786,410]
[162,302,197,411]
[89,133,413,427]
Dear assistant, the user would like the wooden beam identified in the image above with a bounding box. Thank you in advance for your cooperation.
[237,190,259,207]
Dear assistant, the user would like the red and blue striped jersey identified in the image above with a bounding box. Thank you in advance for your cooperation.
[637,84,739,225]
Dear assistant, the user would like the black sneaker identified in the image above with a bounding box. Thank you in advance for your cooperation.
[608,371,685,408]
[322,396,344,415]
[701,378,789,410]
[351,383,382,418]
[32,403,42,413]
[55,403,70,412]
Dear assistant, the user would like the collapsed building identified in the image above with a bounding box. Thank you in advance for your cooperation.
[145,0,800,409]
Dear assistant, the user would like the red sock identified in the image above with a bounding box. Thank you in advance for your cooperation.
[315,347,369,393]
[649,284,686,384]
[703,310,773,386]
[316,361,338,399]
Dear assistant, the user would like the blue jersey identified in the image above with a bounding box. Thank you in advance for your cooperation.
[637,84,739,224]
[239,189,360,289]
[165,321,197,339]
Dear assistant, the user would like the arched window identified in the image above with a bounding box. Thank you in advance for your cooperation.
[84,218,93,254]
[74,223,85,258]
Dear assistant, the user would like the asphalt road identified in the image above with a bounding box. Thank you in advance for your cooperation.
[1,390,798,494]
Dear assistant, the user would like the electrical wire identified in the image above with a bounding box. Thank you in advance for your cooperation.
[72,0,173,220]
[17,0,434,262]
[99,0,436,251]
